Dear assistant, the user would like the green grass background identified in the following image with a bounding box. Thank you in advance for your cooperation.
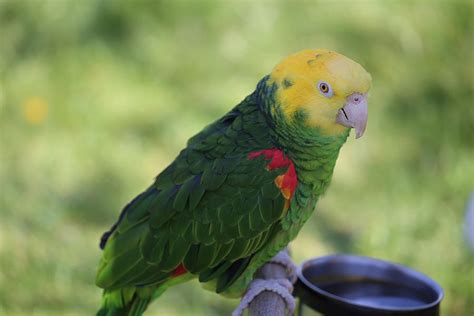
[1,0,473,315]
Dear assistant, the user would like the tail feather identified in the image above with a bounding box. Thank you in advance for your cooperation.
[128,296,151,316]
[97,288,151,316]
[96,305,127,316]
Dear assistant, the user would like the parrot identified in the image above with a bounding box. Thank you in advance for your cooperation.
[95,49,372,316]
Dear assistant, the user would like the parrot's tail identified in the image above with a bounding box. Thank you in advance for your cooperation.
[97,288,151,316]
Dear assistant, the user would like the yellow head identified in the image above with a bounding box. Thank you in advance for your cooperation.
[268,49,372,138]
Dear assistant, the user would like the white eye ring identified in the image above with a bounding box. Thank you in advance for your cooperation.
[317,81,333,98]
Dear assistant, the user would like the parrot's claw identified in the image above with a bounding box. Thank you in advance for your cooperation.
[232,278,296,316]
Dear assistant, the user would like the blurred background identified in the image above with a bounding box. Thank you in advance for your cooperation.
[1,0,473,315]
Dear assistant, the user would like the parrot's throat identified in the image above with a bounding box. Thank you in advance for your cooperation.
[290,138,346,196]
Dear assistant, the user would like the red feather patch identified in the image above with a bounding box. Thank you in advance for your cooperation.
[248,149,298,201]
[171,264,187,278]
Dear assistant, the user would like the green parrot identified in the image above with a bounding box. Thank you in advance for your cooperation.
[96,49,372,315]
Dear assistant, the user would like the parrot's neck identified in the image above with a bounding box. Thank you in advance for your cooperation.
[281,130,348,195]
[274,129,349,234]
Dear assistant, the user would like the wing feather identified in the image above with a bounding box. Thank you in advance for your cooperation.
[96,103,291,293]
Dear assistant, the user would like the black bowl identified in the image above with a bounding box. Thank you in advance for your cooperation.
[295,255,443,316]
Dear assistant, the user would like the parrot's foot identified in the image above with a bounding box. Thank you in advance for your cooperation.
[231,278,295,316]
[269,249,297,284]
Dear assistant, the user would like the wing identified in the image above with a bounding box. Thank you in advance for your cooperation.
[96,100,291,292]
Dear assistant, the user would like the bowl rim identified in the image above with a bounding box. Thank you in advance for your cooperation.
[297,254,444,312]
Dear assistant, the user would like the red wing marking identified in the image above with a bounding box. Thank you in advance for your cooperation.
[248,149,298,201]
[171,264,187,277]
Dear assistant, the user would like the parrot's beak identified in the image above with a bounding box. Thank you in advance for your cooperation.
[336,93,368,139]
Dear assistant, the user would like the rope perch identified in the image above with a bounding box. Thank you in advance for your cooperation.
[232,248,297,316]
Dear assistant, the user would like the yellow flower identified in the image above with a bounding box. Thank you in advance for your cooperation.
[23,97,48,125]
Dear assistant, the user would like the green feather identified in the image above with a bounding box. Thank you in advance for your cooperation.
[169,214,191,235]
[154,165,176,189]
[188,156,208,174]
[248,204,266,231]
[196,243,219,271]
[140,232,167,264]
[188,177,206,210]
[96,249,142,288]
[183,244,199,272]
[224,238,250,261]
[215,256,252,293]
[218,202,243,224]
[148,187,177,229]
[213,157,240,174]
[214,240,235,262]
[237,215,254,238]
[196,222,213,244]
[225,127,239,138]
[182,221,196,243]
[134,268,169,287]
[159,236,191,272]
[198,260,233,283]
[184,243,217,273]
[261,181,281,199]
[201,164,227,191]
[217,222,240,243]
[172,165,193,184]
[103,225,142,261]
[125,189,156,222]
[258,195,275,224]
[173,177,195,211]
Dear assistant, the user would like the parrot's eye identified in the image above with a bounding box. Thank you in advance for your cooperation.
[318,81,333,98]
